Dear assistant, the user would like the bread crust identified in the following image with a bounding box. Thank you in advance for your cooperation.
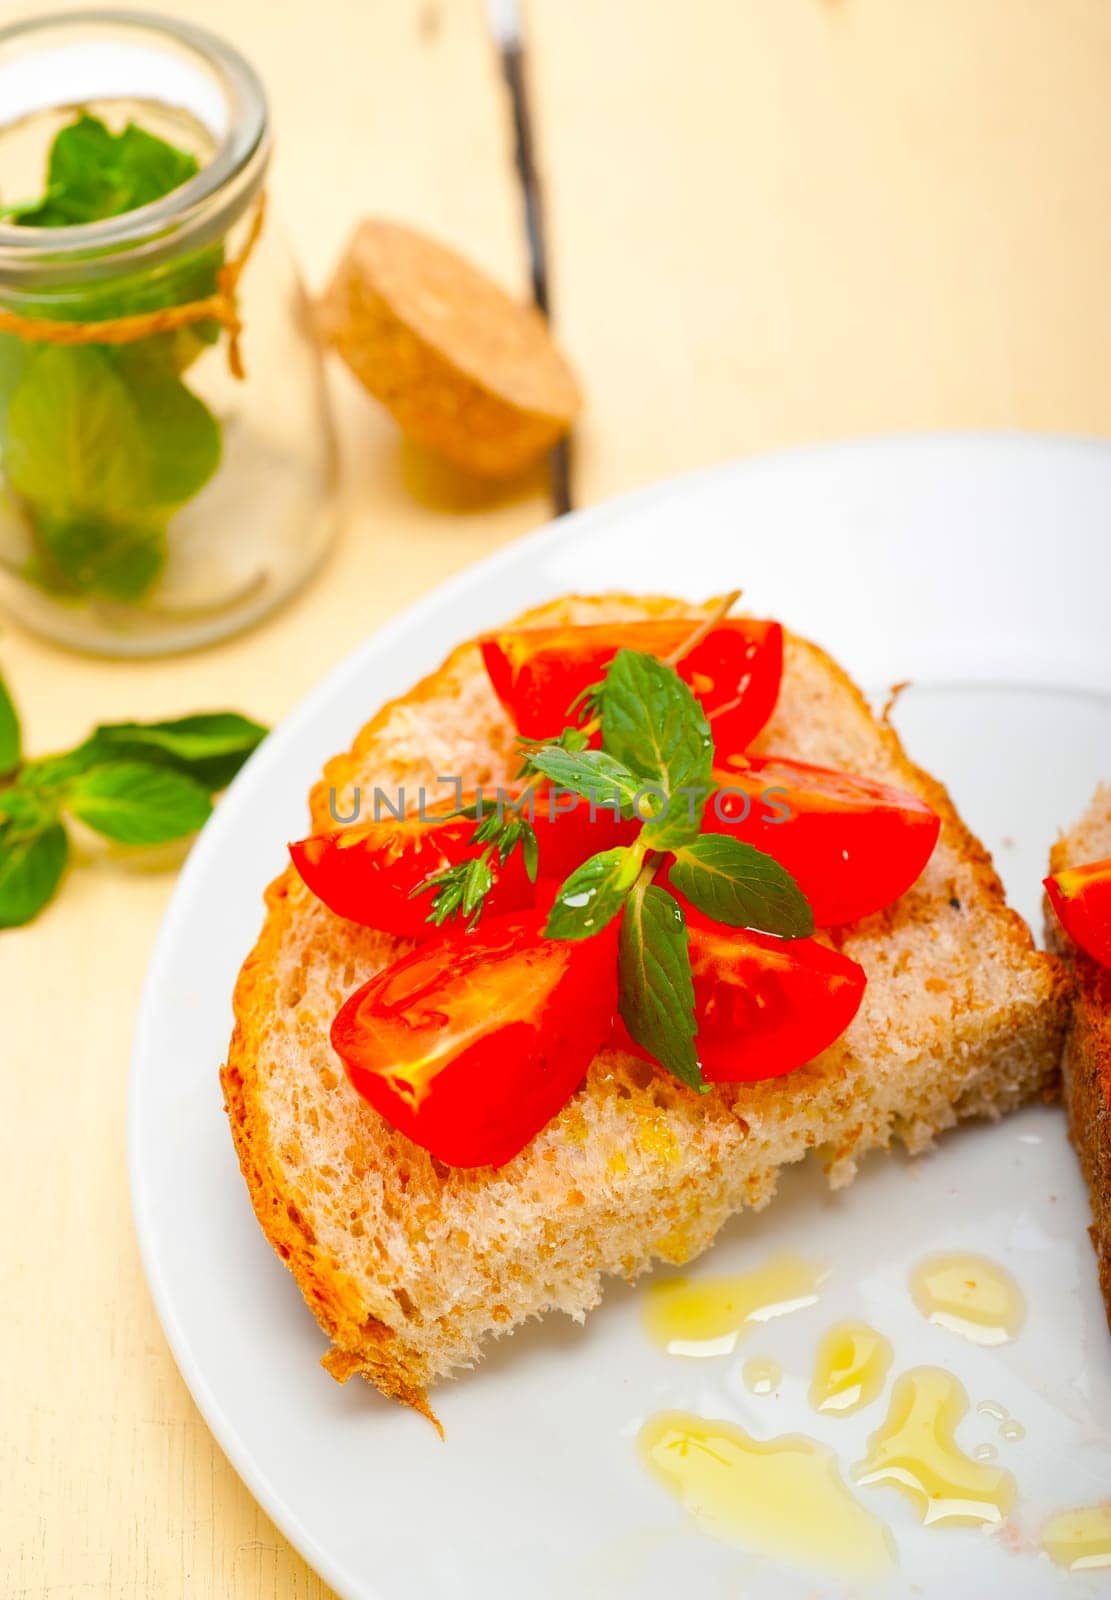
[223,941,442,1430]
[223,593,1068,1420]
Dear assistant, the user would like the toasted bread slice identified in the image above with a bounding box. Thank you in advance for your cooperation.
[222,594,1068,1420]
[1046,786,1111,1329]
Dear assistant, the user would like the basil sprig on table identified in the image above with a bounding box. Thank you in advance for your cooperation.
[417,646,813,1090]
[0,114,224,602]
[0,663,266,928]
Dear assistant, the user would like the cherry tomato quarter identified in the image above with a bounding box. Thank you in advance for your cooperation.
[686,917,866,1082]
[699,757,941,927]
[1045,856,1111,970]
[290,787,636,936]
[610,912,865,1083]
[480,617,783,756]
[331,916,618,1167]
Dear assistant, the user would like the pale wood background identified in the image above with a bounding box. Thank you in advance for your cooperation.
[4,1,1110,1595]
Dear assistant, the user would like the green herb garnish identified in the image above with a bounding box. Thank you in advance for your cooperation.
[0,661,266,928]
[0,113,224,603]
[412,617,813,1090]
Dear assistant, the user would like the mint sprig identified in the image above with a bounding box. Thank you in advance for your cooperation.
[412,619,813,1092]
[0,113,224,603]
[0,662,266,928]
[534,649,808,1085]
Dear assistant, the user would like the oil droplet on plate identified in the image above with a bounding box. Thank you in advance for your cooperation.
[639,1411,896,1579]
[1042,1505,1111,1571]
[855,1367,1017,1526]
[977,1400,1008,1424]
[975,1399,1025,1443]
[909,1253,1025,1345]
[742,1357,782,1395]
[810,1320,893,1415]
[972,1442,998,1462]
[643,1254,827,1357]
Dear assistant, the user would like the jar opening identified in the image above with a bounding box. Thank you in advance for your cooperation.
[0,8,269,284]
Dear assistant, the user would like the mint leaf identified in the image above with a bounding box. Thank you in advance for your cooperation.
[69,762,212,844]
[669,835,814,938]
[600,650,713,850]
[5,347,169,601]
[8,346,218,601]
[83,712,267,792]
[32,510,166,601]
[0,822,68,927]
[118,350,222,505]
[602,649,714,790]
[6,345,151,513]
[0,666,20,775]
[0,333,28,445]
[10,114,198,228]
[618,882,702,1090]
[544,846,641,940]
[524,746,642,814]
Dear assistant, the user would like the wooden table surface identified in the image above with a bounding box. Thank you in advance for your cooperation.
[5,1,1110,1594]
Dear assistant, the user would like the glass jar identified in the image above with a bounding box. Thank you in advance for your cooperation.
[0,9,337,654]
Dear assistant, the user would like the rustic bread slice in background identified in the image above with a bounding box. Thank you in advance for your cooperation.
[1046,786,1111,1330]
[222,593,1069,1420]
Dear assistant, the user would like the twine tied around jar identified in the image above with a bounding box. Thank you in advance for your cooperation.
[0,192,267,380]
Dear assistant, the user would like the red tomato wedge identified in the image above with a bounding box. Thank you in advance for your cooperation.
[687,917,866,1082]
[1044,856,1111,970]
[612,915,865,1083]
[331,917,617,1167]
[697,757,941,927]
[290,804,530,937]
[480,617,783,757]
[290,787,636,936]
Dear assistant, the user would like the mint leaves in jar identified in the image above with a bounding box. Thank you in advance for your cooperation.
[0,113,224,602]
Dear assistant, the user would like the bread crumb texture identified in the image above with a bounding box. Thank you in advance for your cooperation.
[223,594,1068,1416]
[1047,785,1111,1331]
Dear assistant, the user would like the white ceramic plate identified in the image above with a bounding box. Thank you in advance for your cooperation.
[130,436,1111,1600]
